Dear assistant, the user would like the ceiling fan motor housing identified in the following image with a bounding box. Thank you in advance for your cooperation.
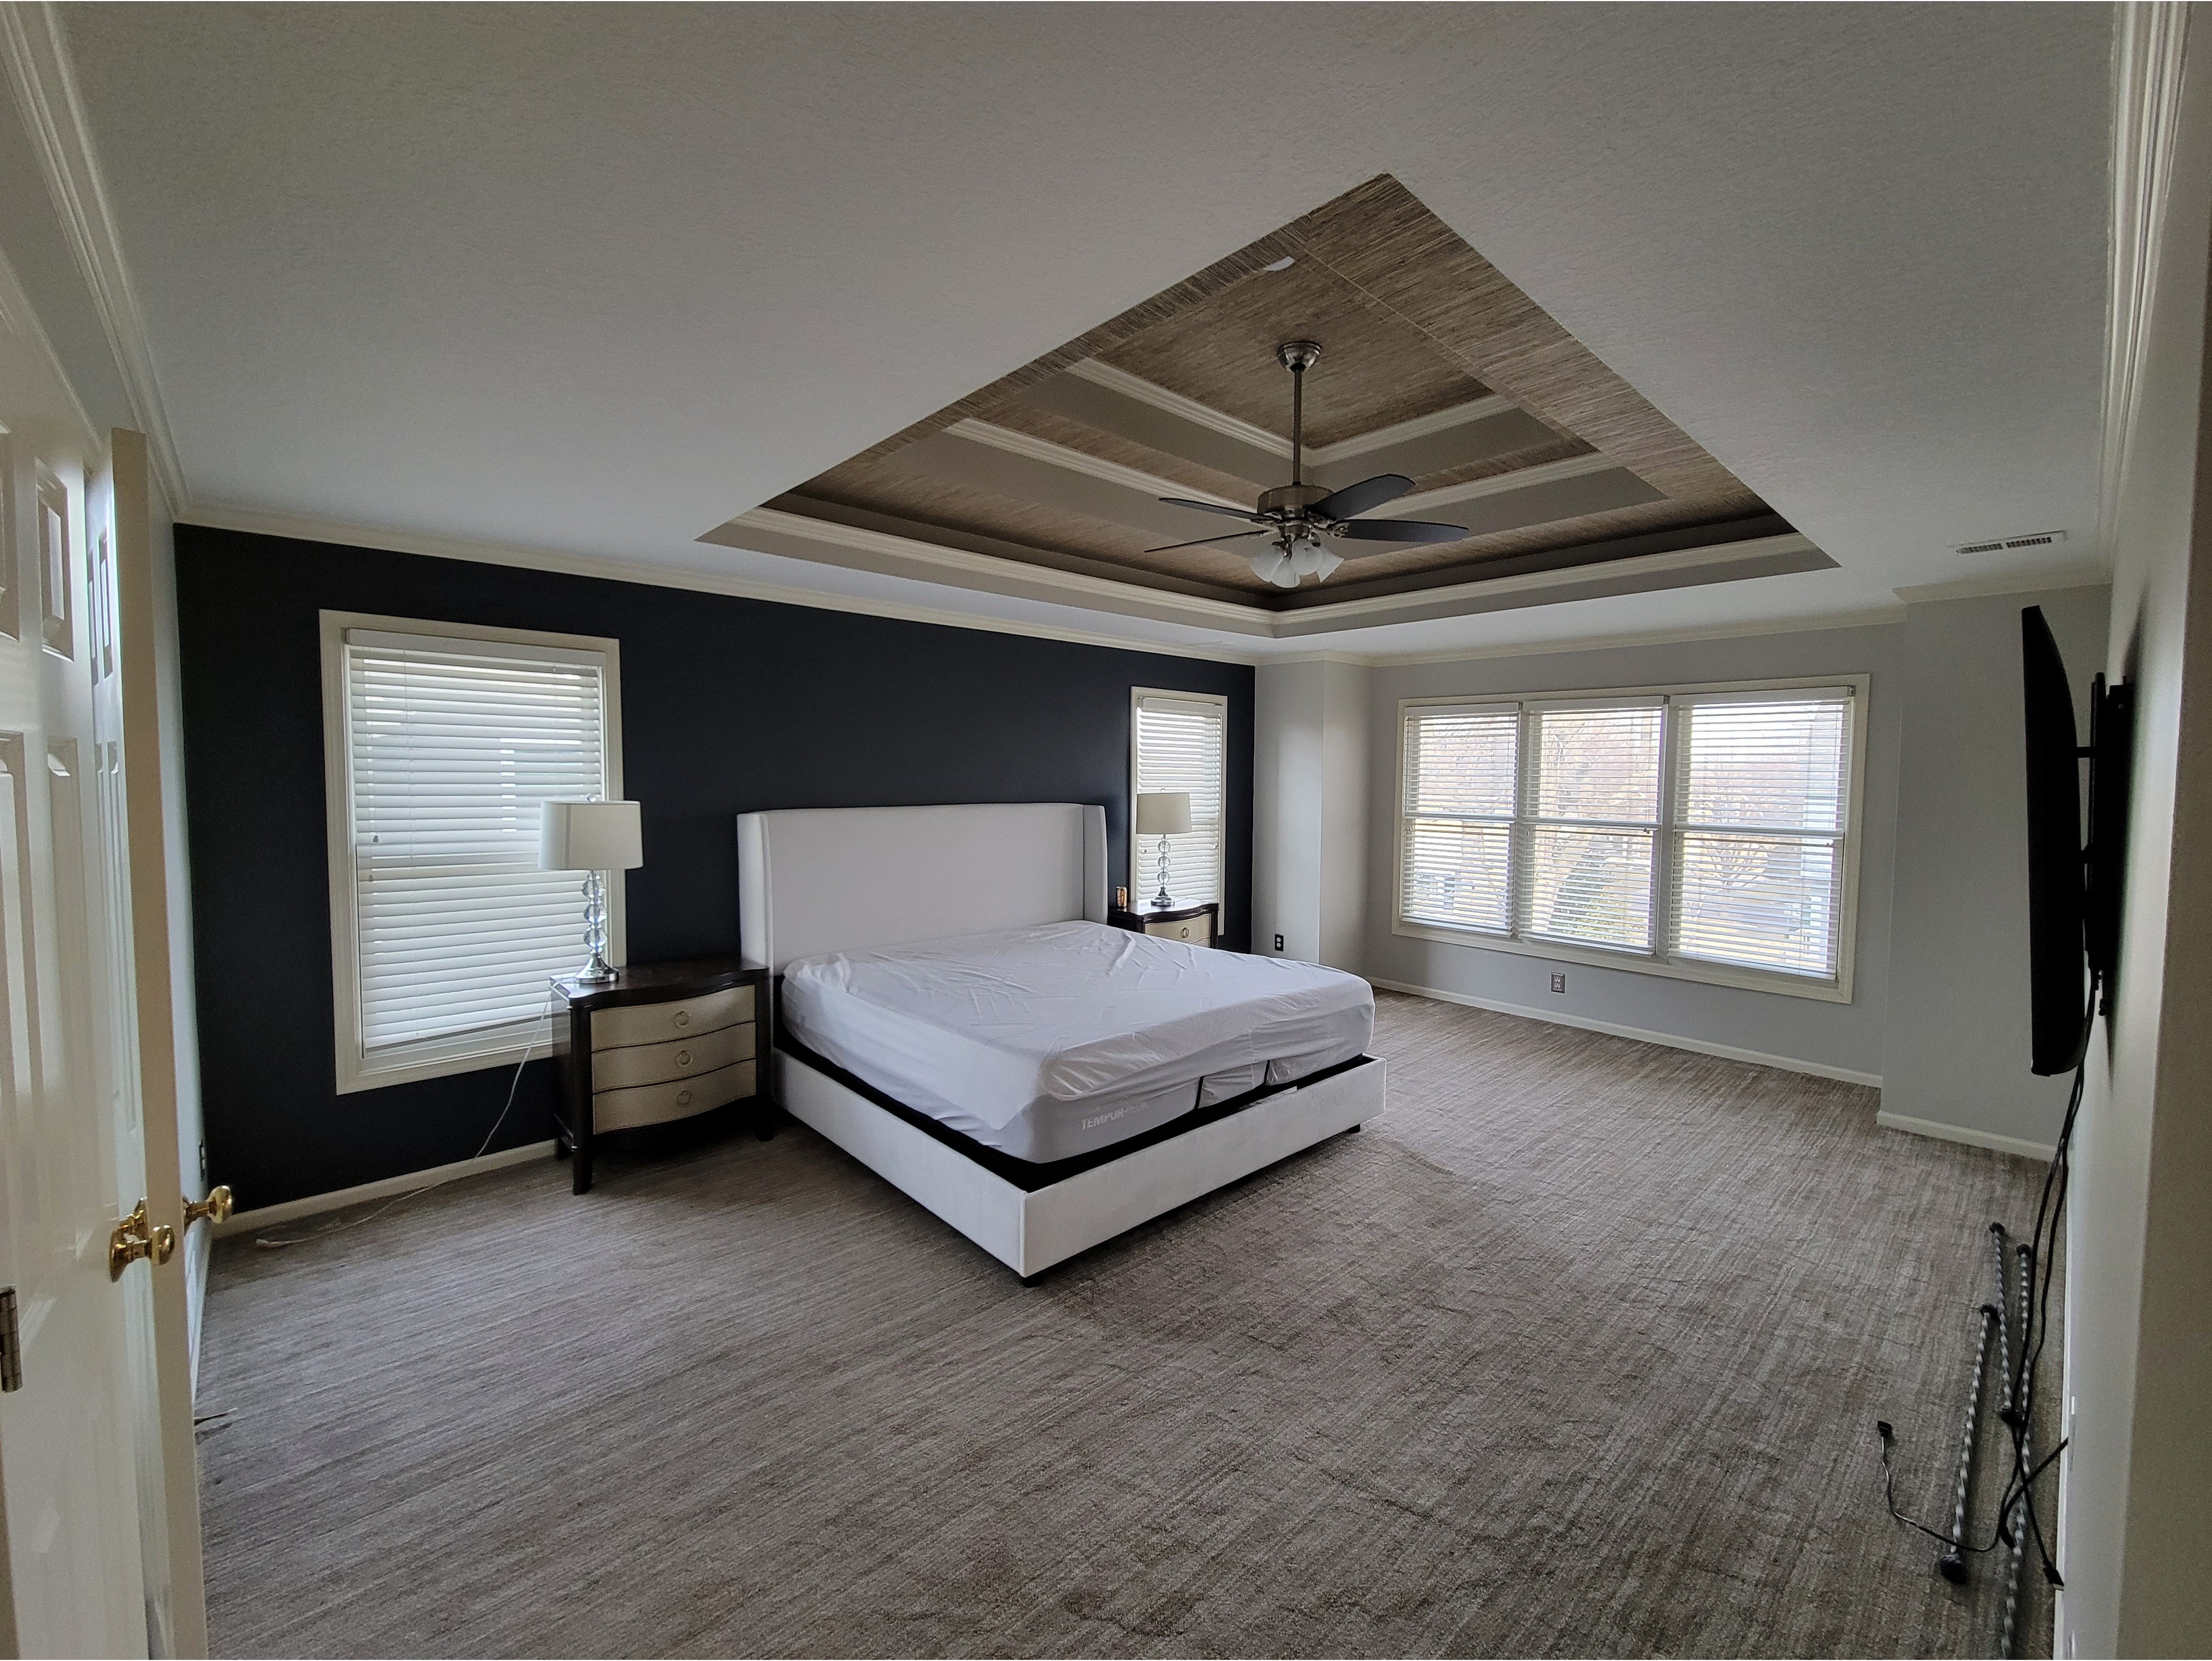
[1259,482,1331,521]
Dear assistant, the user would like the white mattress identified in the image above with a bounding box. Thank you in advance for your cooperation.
[780,922,1374,1163]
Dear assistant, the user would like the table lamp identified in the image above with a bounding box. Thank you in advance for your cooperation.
[1133,790,1192,909]
[540,799,644,983]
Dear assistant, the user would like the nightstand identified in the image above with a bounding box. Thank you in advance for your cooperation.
[1108,901,1219,948]
[552,956,771,1194]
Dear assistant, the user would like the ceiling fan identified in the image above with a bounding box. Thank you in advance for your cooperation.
[1149,340,1468,587]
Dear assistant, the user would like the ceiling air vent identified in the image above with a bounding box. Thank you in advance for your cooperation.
[1956,529,2069,555]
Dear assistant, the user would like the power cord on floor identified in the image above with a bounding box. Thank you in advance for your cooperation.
[254,990,557,1250]
[1875,971,2095,1588]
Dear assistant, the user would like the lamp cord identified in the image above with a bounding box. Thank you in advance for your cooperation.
[254,990,556,1249]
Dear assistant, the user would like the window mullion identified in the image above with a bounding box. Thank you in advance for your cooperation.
[1655,696,1680,963]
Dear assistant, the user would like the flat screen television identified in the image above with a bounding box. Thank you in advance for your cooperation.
[2021,606,2132,1076]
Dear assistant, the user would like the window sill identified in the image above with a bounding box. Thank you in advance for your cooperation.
[1390,919,1853,1004]
[335,1012,561,1095]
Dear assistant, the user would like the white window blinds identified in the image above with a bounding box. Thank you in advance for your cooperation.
[1397,682,1858,992]
[1522,701,1662,952]
[1671,691,1852,979]
[1132,692,1226,908]
[343,629,610,1058]
[1400,703,1517,934]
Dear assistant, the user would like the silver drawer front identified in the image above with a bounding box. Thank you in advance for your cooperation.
[591,984,755,1050]
[592,1059,755,1133]
[1145,918,1207,944]
[590,1022,755,1091]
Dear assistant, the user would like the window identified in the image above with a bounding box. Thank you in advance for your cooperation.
[1397,678,1863,999]
[322,613,623,1092]
[1130,688,1226,914]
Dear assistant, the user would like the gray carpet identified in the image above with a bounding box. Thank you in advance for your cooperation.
[198,991,2058,1658]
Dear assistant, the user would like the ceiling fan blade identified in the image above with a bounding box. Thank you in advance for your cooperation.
[1145,529,1272,554]
[1312,473,1415,521]
[1333,518,1468,544]
[1158,496,1265,522]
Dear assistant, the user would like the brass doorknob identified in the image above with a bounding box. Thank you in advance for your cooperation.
[183,1185,233,1229]
[109,1200,177,1281]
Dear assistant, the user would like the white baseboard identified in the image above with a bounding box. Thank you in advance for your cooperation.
[1875,1111,2055,1163]
[1370,977,1884,1088]
[211,1140,557,1237]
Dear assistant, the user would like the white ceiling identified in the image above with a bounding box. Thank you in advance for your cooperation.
[50,2,2116,662]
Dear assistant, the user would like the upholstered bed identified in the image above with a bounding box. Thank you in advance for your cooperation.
[736,803,1386,1279]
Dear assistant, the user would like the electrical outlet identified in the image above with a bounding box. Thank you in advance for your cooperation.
[1550,972,1566,994]
[1274,934,1285,952]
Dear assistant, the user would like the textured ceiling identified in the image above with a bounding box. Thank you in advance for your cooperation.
[757,177,1787,610]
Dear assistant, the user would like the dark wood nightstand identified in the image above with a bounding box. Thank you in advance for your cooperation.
[552,956,771,1194]
[1107,901,1219,948]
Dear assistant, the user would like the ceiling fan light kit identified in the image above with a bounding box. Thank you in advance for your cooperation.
[1148,338,1470,585]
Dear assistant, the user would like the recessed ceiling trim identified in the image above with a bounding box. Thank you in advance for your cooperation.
[946,419,1250,511]
[734,505,1270,624]
[1305,393,1519,466]
[1062,355,1525,471]
[1064,359,1290,457]
[1276,533,1824,624]
[726,506,1830,640]
[1378,451,1635,516]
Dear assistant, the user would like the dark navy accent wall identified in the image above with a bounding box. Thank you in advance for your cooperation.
[175,526,1254,1210]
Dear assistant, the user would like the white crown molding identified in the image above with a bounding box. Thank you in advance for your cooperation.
[181,502,1267,665]
[0,2,187,512]
[2097,1,2191,568]
[1364,601,1910,668]
[1891,566,2113,606]
[0,237,97,449]
[742,506,1830,637]
[946,419,1251,510]
[1063,358,1290,457]
[1258,650,1379,668]
[1282,533,1823,624]
[739,504,1268,624]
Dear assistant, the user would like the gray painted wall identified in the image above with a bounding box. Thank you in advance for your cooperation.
[1255,659,1369,972]
[1361,619,1908,1083]
[1881,588,2106,1148]
[1328,586,2106,1151]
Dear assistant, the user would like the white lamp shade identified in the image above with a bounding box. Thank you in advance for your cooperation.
[539,799,644,871]
[1134,791,1193,837]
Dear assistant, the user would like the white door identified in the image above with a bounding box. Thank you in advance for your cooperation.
[0,274,198,1650]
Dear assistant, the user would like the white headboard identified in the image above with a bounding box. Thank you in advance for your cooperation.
[736,803,1109,972]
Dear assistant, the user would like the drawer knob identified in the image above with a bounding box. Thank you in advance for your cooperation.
[675,1049,692,1067]
[674,1010,690,1027]
[676,1089,693,1107]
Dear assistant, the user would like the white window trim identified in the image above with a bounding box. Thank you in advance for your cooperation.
[320,610,625,1094]
[1128,685,1229,928]
[1393,673,1869,1004]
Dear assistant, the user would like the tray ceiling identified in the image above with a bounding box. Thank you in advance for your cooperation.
[707,175,1827,634]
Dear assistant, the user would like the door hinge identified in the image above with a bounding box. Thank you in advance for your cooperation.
[0,1286,20,1392]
